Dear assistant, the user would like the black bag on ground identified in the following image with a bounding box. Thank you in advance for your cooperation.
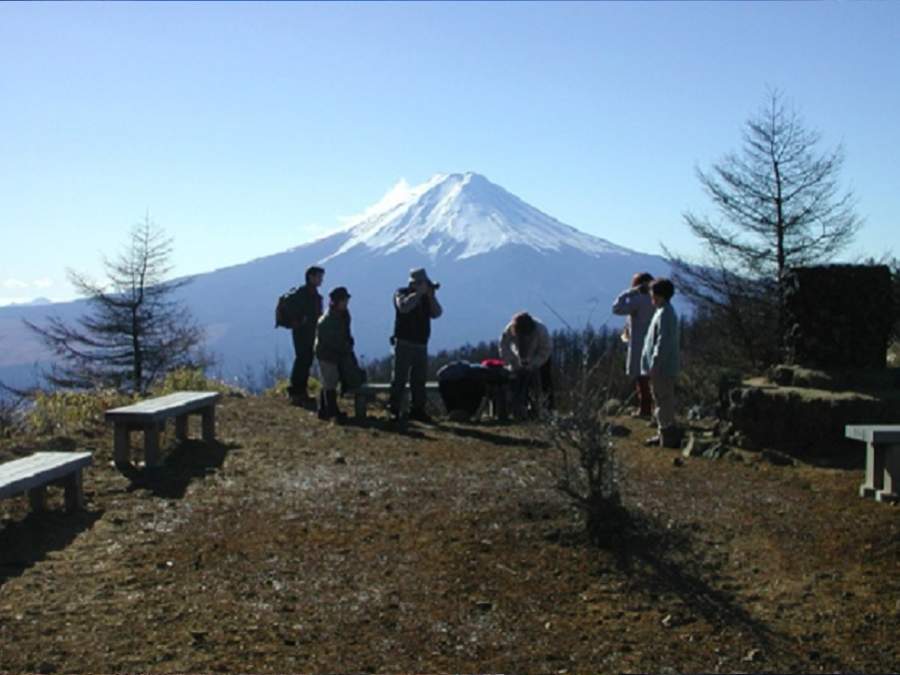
[437,361,488,418]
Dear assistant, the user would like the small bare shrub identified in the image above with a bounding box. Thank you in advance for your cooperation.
[544,352,624,545]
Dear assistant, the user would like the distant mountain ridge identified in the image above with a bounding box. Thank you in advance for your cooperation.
[0,172,675,386]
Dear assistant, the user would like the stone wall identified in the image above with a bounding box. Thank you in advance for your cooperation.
[783,265,894,369]
[726,382,900,459]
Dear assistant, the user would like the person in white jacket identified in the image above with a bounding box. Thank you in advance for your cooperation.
[499,312,554,417]
[612,272,655,418]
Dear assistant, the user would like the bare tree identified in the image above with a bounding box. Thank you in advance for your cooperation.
[25,216,206,393]
[667,89,861,367]
[544,338,625,545]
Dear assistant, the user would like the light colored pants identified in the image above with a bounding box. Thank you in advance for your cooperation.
[390,340,428,413]
[319,360,340,390]
[650,372,676,429]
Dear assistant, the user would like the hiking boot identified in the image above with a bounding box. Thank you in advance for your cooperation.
[388,410,407,431]
[293,395,316,409]
[325,390,346,423]
[317,391,331,420]
[408,408,434,424]
[661,426,683,449]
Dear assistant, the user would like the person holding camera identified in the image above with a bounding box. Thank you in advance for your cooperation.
[389,268,443,424]
[499,311,554,419]
[612,272,655,418]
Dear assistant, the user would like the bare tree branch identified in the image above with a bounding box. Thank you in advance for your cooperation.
[667,89,860,368]
[25,215,207,393]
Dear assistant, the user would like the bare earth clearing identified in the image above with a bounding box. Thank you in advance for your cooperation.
[1,395,898,673]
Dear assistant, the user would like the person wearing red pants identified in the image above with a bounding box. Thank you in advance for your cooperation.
[612,272,655,418]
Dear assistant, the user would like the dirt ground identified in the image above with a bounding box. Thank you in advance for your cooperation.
[1,394,898,674]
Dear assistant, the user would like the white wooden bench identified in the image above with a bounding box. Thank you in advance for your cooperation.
[105,391,221,469]
[353,382,440,420]
[845,425,900,503]
[0,452,92,512]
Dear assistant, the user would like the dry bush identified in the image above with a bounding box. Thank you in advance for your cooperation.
[543,361,624,546]
[28,388,133,436]
[153,367,243,397]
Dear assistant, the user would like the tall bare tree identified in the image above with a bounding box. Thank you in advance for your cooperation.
[26,216,206,392]
[667,89,861,367]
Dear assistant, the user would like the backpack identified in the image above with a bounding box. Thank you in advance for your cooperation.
[275,287,302,328]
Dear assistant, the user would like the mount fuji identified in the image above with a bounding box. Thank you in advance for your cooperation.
[0,172,675,386]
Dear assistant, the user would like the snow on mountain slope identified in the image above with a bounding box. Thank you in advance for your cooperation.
[0,172,675,385]
[326,172,632,261]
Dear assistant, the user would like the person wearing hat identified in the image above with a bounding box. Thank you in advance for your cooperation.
[389,268,443,423]
[314,286,355,422]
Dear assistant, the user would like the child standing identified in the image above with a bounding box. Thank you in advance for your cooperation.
[640,278,680,448]
[314,287,355,422]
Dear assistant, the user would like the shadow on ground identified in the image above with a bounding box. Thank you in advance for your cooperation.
[603,506,850,670]
[441,424,550,448]
[0,509,102,588]
[125,439,240,499]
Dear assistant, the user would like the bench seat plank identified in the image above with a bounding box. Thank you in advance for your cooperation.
[105,391,221,423]
[357,382,439,394]
[846,425,900,444]
[0,452,93,500]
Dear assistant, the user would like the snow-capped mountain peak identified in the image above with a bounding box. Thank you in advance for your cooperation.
[327,172,630,261]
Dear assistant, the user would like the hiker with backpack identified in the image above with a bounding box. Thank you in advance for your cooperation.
[499,311,554,418]
[389,268,443,424]
[315,286,364,422]
[612,272,656,418]
[275,265,324,407]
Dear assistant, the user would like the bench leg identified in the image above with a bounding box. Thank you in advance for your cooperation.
[144,422,161,468]
[201,406,216,442]
[28,486,48,512]
[354,393,367,420]
[175,414,189,441]
[861,441,886,499]
[113,424,131,469]
[64,469,85,512]
[876,444,900,504]
[492,386,509,422]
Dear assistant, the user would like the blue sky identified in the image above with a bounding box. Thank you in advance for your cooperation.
[2,1,898,304]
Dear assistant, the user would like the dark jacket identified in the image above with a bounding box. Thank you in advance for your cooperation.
[393,285,443,346]
[315,308,354,363]
[292,284,324,337]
